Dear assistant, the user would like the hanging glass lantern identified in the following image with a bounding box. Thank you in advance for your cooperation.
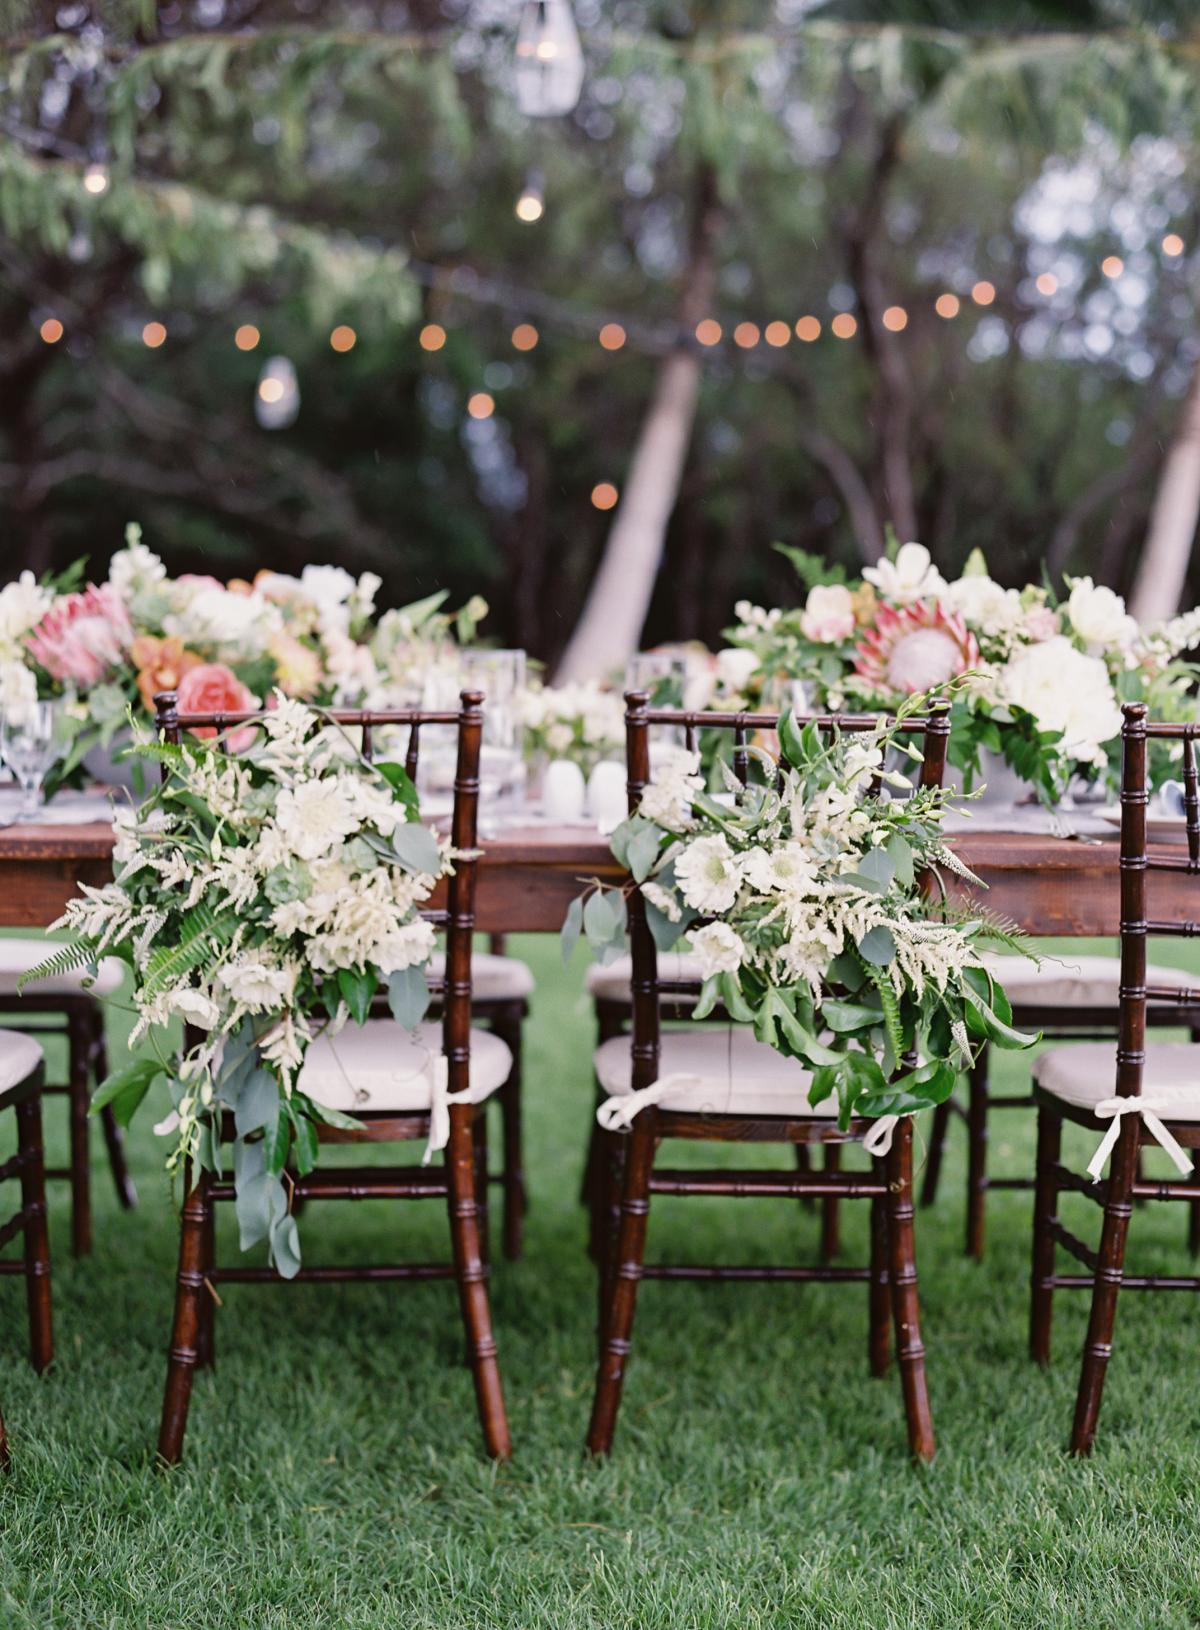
[254,355,300,429]
[513,0,584,119]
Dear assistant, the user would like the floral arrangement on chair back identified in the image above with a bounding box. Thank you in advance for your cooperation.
[567,693,1039,1131]
[724,540,1200,806]
[20,694,453,1276]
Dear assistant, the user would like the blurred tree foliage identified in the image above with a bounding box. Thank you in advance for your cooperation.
[0,1,1197,663]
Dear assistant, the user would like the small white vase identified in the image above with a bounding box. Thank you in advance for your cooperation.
[543,758,586,823]
[82,729,142,793]
[586,759,627,831]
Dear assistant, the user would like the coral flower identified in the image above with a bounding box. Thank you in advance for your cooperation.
[268,631,323,699]
[176,662,258,752]
[26,584,133,687]
[853,600,980,696]
[130,635,203,712]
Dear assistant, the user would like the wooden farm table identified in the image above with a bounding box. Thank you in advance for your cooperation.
[0,820,1184,937]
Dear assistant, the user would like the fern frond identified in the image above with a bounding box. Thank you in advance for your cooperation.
[856,951,905,1061]
[141,901,239,995]
[17,939,98,993]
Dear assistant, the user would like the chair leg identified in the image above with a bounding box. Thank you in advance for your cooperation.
[473,1110,491,1270]
[66,1006,93,1258]
[581,1004,625,1215]
[820,1142,841,1259]
[587,1114,656,1457]
[919,1098,953,1208]
[491,1005,526,1261]
[792,1143,815,1211]
[445,1106,510,1460]
[884,1117,934,1462]
[1069,1116,1138,1456]
[16,1094,53,1374]
[594,1126,625,1351]
[92,1012,137,1212]
[1029,1104,1062,1365]
[868,1170,890,1378]
[965,1046,990,1260]
[157,1168,212,1465]
[1189,1159,1200,1256]
[195,1196,216,1371]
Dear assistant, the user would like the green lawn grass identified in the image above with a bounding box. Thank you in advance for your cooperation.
[4,935,1200,1628]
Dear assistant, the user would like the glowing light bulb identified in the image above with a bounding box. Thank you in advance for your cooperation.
[1162,233,1185,257]
[733,322,760,348]
[39,317,63,344]
[468,392,495,419]
[934,293,960,319]
[882,305,908,332]
[515,171,545,222]
[142,321,167,348]
[255,356,300,429]
[1035,273,1058,296]
[764,321,790,347]
[971,280,996,306]
[591,482,618,510]
[235,324,260,351]
[831,313,857,339]
[794,316,821,341]
[513,0,584,118]
[82,162,109,196]
[1101,255,1124,279]
[420,324,447,352]
[511,323,539,351]
[330,325,357,352]
[599,323,626,350]
[694,319,722,346]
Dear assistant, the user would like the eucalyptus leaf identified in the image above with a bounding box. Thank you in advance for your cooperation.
[387,964,430,1029]
[858,926,897,967]
[389,821,442,876]
[234,1066,280,1138]
[561,894,585,965]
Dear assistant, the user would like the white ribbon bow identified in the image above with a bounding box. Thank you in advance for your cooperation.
[1087,1095,1193,1183]
[422,1054,481,1166]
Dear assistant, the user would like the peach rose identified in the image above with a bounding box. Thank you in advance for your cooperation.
[176,662,258,752]
[130,635,203,712]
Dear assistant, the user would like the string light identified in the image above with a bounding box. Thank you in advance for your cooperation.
[764,320,790,347]
[255,356,300,429]
[511,323,539,350]
[971,280,996,306]
[513,0,585,118]
[1163,233,1185,257]
[934,293,960,318]
[419,324,447,351]
[82,162,109,196]
[695,319,722,346]
[234,324,260,351]
[142,321,166,348]
[795,316,821,341]
[591,482,618,511]
[1035,272,1058,296]
[515,170,545,223]
[598,322,626,350]
[831,313,857,339]
[259,378,284,403]
[39,317,63,344]
[882,305,908,332]
[468,391,495,419]
[1101,255,1124,278]
[330,325,357,352]
[733,321,760,348]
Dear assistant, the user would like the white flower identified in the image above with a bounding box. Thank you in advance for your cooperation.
[1067,577,1137,652]
[0,659,37,716]
[107,527,166,601]
[714,647,759,692]
[674,833,742,913]
[690,921,745,980]
[638,748,703,829]
[800,584,856,643]
[999,636,1123,766]
[863,542,946,605]
[274,778,360,860]
[166,586,281,657]
[321,629,379,701]
[741,842,816,895]
[216,958,295,1012]
[165,985,221,1030]
[641,881,681,921]
[300,564,357,615]
[0,571,52,660]
[942,574,1021,635]
[843,742,884,785]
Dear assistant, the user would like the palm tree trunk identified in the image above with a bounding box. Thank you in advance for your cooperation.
[1130,359,1200,624]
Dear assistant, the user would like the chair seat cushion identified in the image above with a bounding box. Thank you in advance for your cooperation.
[298,1020,512,1114]
[981,951,1196,1012]
[1034,1041,1200,1118]
[586,952,704,1004]
[0,1029,44,1101]
[594,1028,837,1118]
[427,952,534,1002]
[0,937,124,998]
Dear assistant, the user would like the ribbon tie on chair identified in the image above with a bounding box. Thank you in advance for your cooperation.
[421,1054,480,1166]
[596,1080,907,1158]
[1087,1095,1193,1183]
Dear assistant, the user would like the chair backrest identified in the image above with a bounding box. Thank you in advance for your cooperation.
[1117,701,1200,1102]
[622,691,951,1091]
[151,690,484,1086]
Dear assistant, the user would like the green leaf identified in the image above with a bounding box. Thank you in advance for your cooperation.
[718,971,756,1023]
[644,900,684,952]
[583,889,617,946]
[857,848,896,889]
[373,760,420,821]
[337,965,377,1026]
[627,821,662,884]
[234,1066,279,1138]
[857,926,897,966]
[91,1058,164,1127]
[389,821,442,876]
[387,964,430,1029]
[820,999,882,1034]
[691,974,722,1021]
[777,708,807,770]
[269,1212,302,1280]
[885,835,915,889]
[963,988,1041,1050]
[561,894,585,965]
[262,1106,292,1176]
[291,1111,319,1177]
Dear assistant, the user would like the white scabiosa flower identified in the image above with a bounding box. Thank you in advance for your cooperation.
[690,921,745,980]
[274,778,360,860]
[674,833,742,913]
[741,842,816,895]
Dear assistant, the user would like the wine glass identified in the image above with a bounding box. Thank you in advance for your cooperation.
[1,700,63,820]
[462,650,528,825]
[626,651,689,754]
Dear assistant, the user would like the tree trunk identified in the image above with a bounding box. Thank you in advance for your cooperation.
[1130,359,1200,624]
[556,170,719,682]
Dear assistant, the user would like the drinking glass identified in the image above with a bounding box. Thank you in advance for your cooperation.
[626,651,689,754]
[1,700,63,820]
[462,649,528,826]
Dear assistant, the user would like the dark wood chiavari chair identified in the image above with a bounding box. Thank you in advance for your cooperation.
[587,692,950,1462]
[1030,701,1200,1453]
[0,1032,52,1469]
[152,689,510,1462]
[0,964,136,1257]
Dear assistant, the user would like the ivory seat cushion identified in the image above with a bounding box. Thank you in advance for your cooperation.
[0,937,124,999]
[0,1030,45,1100]
[298,1020,511,1114]
[427,952,534,1002]
[594,1028,838,1119]
[980,952,1198,1012]
[1034,1042,1200,1118]
[586,953,704,1004]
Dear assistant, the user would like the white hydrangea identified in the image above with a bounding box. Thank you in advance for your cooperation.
[0,658,37,715]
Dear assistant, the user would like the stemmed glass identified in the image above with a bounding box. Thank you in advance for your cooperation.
[1,700,63,821]
[626,651,689,755]
[462,649,528,824]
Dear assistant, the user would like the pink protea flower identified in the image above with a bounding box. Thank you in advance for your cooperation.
[26,584,133,687]
[853,599,979,695]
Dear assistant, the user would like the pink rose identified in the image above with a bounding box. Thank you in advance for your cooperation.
[176,663,258,752]
[26,583,133,687]
[800,584,856,644]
